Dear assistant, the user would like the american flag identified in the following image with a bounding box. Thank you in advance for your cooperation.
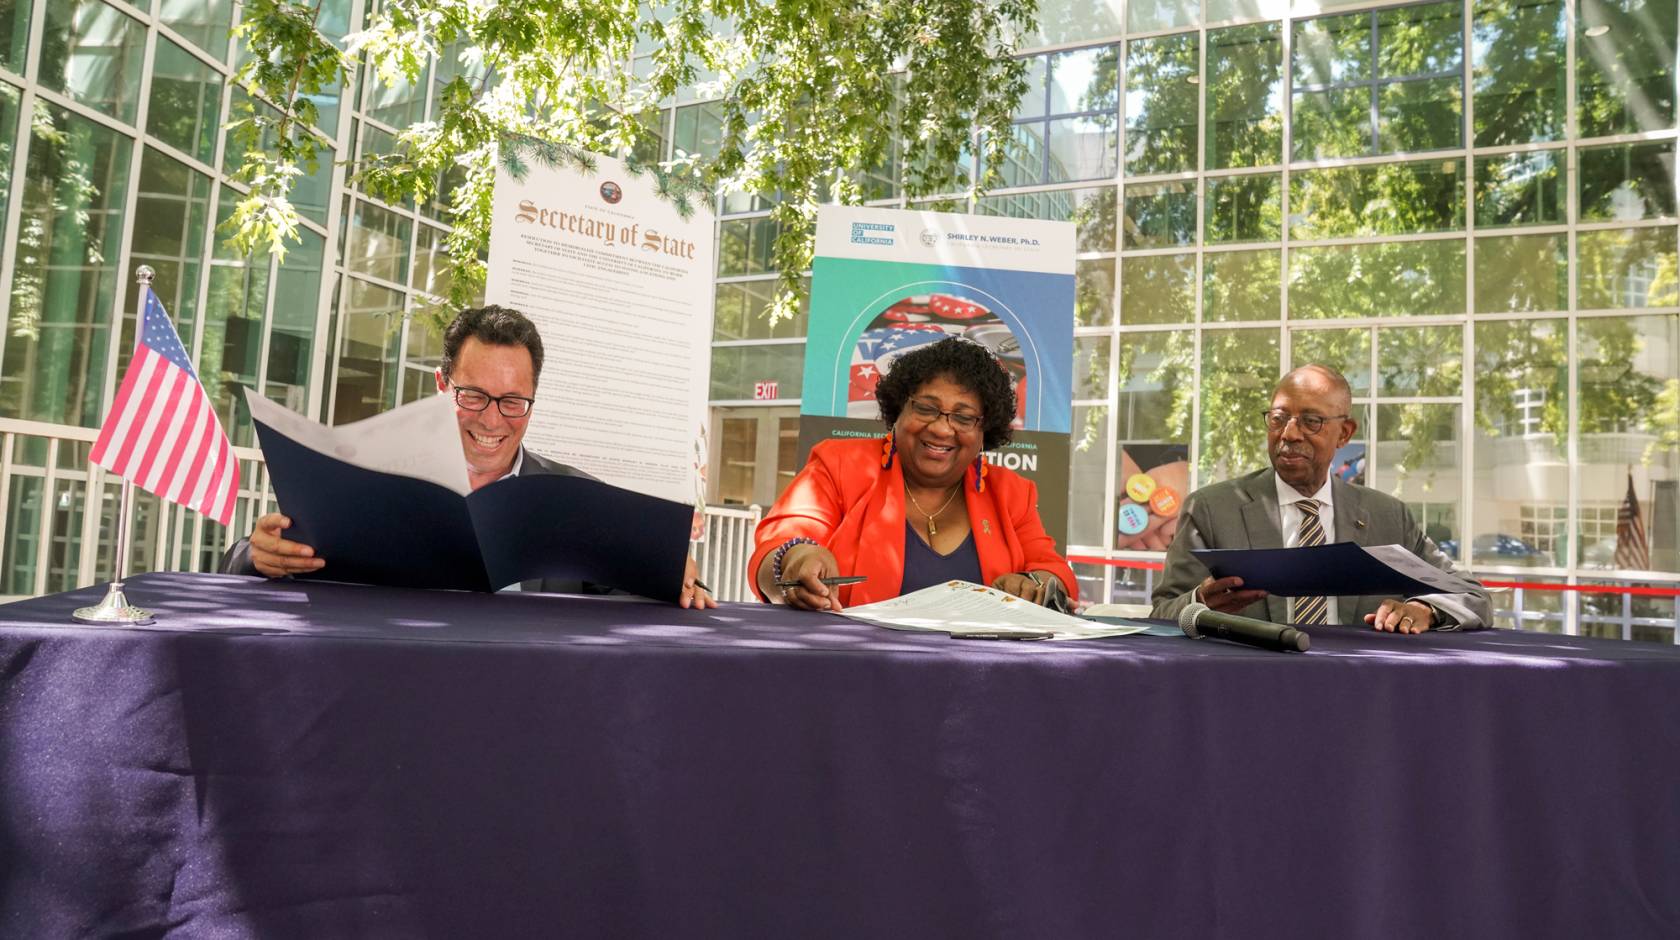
[89,286,239,527]
[1615,471,1649,570]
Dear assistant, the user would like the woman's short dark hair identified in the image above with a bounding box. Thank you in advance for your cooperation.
[439,305,545,384]
[875,338,1016,450]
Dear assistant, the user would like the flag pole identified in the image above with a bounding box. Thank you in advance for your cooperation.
[72,267,157,626]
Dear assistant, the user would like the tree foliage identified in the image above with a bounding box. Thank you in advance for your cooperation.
[232,0,1037,322]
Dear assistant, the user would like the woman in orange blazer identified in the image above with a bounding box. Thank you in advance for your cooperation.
[750,338,1077,611]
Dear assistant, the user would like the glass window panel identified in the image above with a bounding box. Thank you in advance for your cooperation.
[1124,34,1199,176]
[715,415,756,505]
[1204,249,1281,321]
[1115,331,1194,549]
[1472,0,1567,145]
[999,121,1048,188]
[1377,2,1463,78]
[1033,0,1124,46]
[1199,328,1280,482]
[366,65,430,128]
[1576,314,1679,573]
[1474,149,1566,226]
[712,278,809,340]
[1123,181,1196,248]
[329,277,403,424]
[224,90,335,225]
[1577,228,1680,309]
[1293,13,1370,87]
[1377,402,1462,532]
[1377,324,1462,395]
[148,37,222,164]
[1377,76,1463,152]
[717,216,779,277]
[671,101,725,159]
[201,197,269,446]
[709,344,805,400]
[1074,334,1112,400]
[1290,326,1372,393]
[0,0,30,73]
[1206,23,1284,169]
[1290,240,1466,318]
[411,224,453,299]
[1121,253,1195,325]
[159,0,233,61]
[1472,318,1567,568]
[1048,45,1118,115]
[265,229,324,412]
[1576,0,1678,138]
[44,477,86,593]
[1578,141,1677,222]
[345,199,412,284]
[40,0,146,125]
[1046,116,1118,183]
[0,83,16,246]
[1209,0,1286,21]
[3,476,43,594]
[1017,54,1049,119]
[1205,173,1281,243]
[977,188,1117,253]
[1475,233,1568,312]
[122,148,210,370]
[1068,405,1111,548]
[1291,87,1373,160]
[1,104,131,427]
[1288,160,1464,240]
[1127,0,1197,32]
[1076,258,1116,326]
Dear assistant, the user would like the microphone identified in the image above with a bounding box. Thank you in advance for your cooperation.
[1178,602,1311,653]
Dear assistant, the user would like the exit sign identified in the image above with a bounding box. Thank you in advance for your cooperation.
[753,381,779,400]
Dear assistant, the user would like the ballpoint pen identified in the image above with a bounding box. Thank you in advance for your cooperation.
[775,575,869,588]
[957,629,1056,640]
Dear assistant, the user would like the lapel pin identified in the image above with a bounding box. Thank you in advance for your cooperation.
[983,520,992,534]
[1356,518,1366,529]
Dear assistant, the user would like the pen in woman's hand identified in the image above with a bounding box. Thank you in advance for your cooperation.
[775,575,868,588]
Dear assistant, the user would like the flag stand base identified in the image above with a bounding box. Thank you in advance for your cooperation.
[71,581,155,625]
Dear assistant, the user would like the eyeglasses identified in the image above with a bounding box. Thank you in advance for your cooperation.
[452,384,536,418]
[1262,409,1347,434]
[907,398,982,432]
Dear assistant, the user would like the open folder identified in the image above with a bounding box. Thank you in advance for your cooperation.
[1192,541,1481,598]
[245,390,692,599]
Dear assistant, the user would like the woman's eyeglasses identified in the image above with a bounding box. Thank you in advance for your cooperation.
[907,398,981,432]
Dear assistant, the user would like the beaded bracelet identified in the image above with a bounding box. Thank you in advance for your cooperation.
[771,536,820,583]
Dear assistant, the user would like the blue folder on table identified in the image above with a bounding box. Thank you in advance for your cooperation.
[254,417,693,600]
[1191,542,1466,599]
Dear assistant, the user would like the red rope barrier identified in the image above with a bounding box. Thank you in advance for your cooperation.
[1066,556,1680,598]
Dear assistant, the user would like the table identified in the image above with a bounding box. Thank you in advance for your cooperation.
[1,573,1677,938]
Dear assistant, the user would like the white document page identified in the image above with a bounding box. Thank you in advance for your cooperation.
[244,389,471,495]
[1364,544,1482,595]
[843,581,1150,640]
[484,151,713,513]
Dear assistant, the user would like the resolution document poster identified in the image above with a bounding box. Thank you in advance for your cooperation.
[801,205,1075,545]
[484,152,714,529]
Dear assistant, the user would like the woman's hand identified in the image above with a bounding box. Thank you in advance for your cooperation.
[778,544,845,611]
[992,572,1051,606]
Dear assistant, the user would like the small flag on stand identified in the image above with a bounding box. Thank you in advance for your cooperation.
[90,278,240,526]
[1616,471,1650,571]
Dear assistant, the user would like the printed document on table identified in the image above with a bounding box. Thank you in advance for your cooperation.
[843,581,1150,640]
[245,390,469,495]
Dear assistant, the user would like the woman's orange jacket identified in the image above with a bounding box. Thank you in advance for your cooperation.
[748,438,1079,606]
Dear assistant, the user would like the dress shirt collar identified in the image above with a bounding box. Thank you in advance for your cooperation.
[1275,471,1333,516]
[498,448,525,483]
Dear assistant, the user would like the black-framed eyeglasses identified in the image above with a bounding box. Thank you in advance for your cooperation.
[1262,409,1346,434]
[452,384,536,418]
[907,397,982,432]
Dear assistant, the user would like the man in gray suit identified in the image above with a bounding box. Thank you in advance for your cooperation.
[223,305,715,607]
[1151,364,1490,632]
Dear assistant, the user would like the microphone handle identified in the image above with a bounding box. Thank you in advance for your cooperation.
[1197,609,1311,653]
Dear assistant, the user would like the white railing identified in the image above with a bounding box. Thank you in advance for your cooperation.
[693,504,763,603]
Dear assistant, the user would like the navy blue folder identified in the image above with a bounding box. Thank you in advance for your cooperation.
[1191,542,1452,598]
[254,418,693,600]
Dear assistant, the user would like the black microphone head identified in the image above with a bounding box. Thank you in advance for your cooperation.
[1178,602,1208,639]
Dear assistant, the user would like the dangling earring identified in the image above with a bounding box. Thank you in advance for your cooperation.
[973,455,988,493]
[881,432,896,469]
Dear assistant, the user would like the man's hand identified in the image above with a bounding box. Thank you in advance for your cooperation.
[992,572,1050,606]
[1195,575,1267,614]
[778,544,844,612]
[1365,598,1434,634]
[248,512,325,579]
[679,556,717,609]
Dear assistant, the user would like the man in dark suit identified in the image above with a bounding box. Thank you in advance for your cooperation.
[1151,364,1489,632]
[223,305,714,607]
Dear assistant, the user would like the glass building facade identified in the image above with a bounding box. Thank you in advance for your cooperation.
[0,0,1676,639]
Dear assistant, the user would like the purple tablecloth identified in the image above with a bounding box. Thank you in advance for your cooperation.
[1,572,1677,939]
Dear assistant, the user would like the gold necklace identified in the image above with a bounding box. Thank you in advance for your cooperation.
[906,484,961,537]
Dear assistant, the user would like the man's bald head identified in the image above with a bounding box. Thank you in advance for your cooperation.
[1274,364,1353,412]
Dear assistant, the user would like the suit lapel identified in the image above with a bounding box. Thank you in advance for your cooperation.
[1237,470,1290,625]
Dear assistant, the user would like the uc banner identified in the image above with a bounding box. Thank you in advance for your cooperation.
[800,205,1076,545]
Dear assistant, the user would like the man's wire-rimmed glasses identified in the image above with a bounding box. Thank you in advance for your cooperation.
[1261,409,1347,434]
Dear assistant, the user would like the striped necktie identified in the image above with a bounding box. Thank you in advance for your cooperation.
[1294,499,1328,625]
